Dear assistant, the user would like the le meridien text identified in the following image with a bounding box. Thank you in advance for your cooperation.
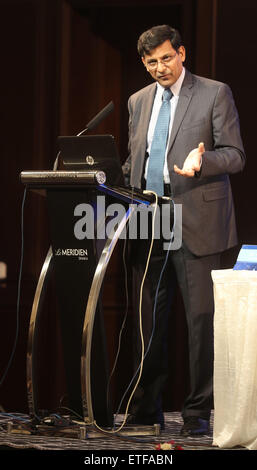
[74,196,182,251]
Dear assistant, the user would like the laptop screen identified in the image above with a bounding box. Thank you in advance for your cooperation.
[57,134,124,186]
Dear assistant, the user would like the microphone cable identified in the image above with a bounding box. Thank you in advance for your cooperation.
[112,194,175,427]
[93,190,176,435]
[0,188,27,387]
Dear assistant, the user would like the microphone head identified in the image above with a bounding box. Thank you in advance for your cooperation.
[86,101,114,131]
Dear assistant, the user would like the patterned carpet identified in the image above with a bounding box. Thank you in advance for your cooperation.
[0,410,225,451]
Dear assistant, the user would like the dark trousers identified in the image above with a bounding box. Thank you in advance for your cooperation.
[130,236,221,421]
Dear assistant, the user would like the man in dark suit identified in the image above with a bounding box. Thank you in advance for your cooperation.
[122,25,245,436]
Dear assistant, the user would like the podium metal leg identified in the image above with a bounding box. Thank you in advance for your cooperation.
[27,206,136,426]
[26,246,53,417]
[81,206,135,424]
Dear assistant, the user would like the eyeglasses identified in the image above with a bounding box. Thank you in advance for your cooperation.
[146,53,177,70]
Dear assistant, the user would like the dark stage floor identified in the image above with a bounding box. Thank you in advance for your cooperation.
[0,410,246,452]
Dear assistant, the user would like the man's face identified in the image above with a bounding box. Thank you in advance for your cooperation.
[142,39,186,88]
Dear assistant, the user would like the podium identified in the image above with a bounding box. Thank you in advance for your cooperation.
[20,169,160,431]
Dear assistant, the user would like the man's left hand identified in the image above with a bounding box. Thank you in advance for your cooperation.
[174,142,205,177]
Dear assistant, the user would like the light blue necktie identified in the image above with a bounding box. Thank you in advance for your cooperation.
[146,88,173,196]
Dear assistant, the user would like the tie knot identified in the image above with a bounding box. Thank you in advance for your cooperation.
[162,88,173,101]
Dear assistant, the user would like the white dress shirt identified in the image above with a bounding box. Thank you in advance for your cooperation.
[145,67,185,183]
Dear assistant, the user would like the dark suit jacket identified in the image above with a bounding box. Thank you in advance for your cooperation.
[123,69,245,256]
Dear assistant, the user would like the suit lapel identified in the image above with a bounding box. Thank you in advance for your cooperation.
[133,83,157,176]
[141,83,157,145]
[167,70,194,153]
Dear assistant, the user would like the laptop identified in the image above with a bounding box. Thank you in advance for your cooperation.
[57,135,124,186]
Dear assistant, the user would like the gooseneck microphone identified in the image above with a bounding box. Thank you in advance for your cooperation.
[53,101,114,170]
[77,101,114,136]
